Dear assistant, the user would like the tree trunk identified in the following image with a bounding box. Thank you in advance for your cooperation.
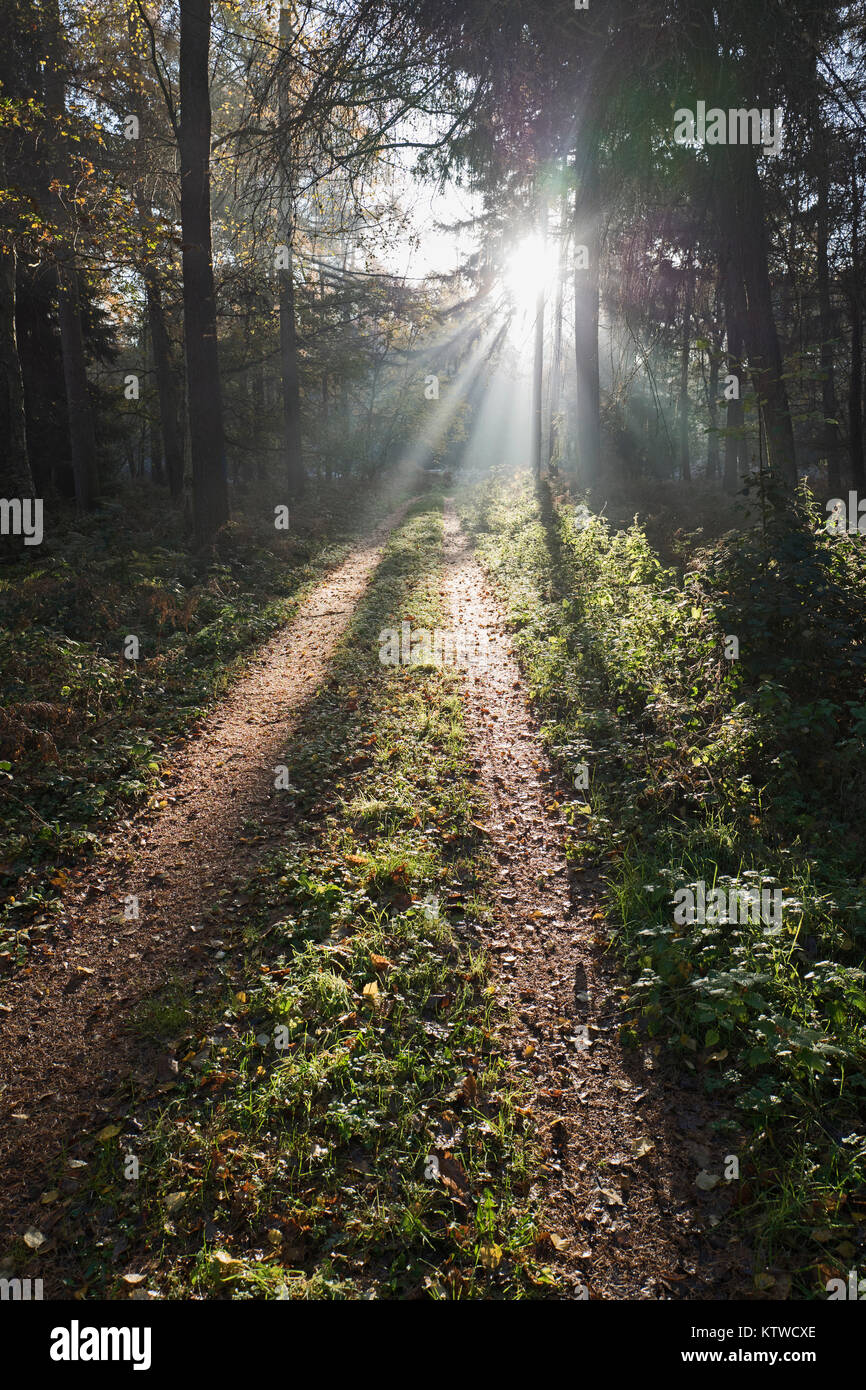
[279,243,304,495]
[530,251,544,489]
[321,368,331,480]
[179,0,229,544]
[723,257,747,493]
[705,349,721,481]
[574,142,601,486]
[0,245,32,495]
[145,266,184,498]
[43,0,99,510]
[547,181,568,469]
[678,250,693,482]
[723,144,797,487]
[849,164,865,491]
[56,254,99,510]
[278,8,304,497]
[130,11,182,501]
[816,137,842,495]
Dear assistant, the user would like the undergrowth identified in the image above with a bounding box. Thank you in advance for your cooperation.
[459,469,866,1298]
[0,479,387,976]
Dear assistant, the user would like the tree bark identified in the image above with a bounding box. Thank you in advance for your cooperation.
[279,242,304,495]
[129,11,183,501]
[723,144,797,487]
[531,207,545,484]
[849,163,865,490]
[42,0,99,510]
[816,135,842,494]
[678,250,693,482]
[574,142,601,487]
[705,349,721,481]
[723,256,747,492]
[278,7,304,497]
[179,0,229,544]
[145,266,184,498]
[56,253,99,510]
[547,181,568,470]
[0,245,32,495]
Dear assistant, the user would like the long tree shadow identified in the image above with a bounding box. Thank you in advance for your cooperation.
[514,477,756,1296]
[0,500,428,1240]
[7,494,540,1299]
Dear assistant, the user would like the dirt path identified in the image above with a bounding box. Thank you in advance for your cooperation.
[0,503,408,1245]
[442,501,747,1299]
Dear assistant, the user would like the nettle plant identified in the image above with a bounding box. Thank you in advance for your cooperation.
[694,480,866,819]
[556,506,743,723]
[620,870,866,1112]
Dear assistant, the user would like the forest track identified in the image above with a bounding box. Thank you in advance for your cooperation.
[0,502,410,1247]
[442,500,747,1298]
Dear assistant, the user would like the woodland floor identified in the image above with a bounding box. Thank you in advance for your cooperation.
[0,505,408,1256]
[0,493,752,1299]
[441,502,747,1298]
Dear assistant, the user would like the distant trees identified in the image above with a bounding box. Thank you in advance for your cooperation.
[1,0,865,531]
[178,0,228,541]
[0,0,467,536]
[407,0,866,499]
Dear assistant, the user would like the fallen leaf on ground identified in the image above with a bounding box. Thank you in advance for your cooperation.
[478,1240,502,1268]
[695,1170,720,1191]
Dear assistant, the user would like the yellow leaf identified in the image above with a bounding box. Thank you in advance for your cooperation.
[478,1240,502,1268]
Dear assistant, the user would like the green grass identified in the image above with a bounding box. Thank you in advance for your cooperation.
[131,978,198,1042]
[0,478,395,977]
[459,469,866,1298]
[35,496,554,1301]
